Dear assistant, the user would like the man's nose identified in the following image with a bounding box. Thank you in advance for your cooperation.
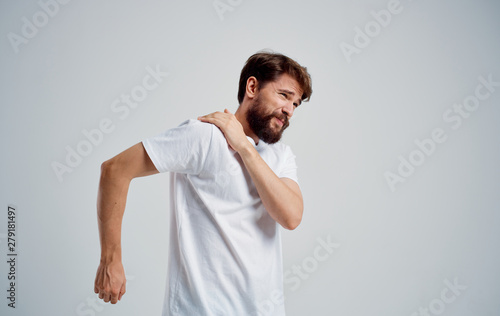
[282,101,294,118]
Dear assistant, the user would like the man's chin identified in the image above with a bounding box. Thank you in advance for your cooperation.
[258,129,284,144]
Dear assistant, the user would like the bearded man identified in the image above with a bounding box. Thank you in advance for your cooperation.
[94,51,313,315]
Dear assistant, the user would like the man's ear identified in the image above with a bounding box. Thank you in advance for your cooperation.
[246,76,258,99]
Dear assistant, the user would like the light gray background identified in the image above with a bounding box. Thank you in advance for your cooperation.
[1,0,499,315]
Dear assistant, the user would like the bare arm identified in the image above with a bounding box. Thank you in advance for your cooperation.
[237,145,303,230]
[198,110,303,230]
[94,142,158,304]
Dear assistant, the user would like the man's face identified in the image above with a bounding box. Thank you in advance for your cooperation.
[246,74,303,144]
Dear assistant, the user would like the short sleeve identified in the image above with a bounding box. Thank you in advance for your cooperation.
[142,119,213,174]
[278,145,299,183]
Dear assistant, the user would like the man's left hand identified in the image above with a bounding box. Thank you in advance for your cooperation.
[198,109,251,152]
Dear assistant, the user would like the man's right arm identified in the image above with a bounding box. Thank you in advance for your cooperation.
[94,142,158,304]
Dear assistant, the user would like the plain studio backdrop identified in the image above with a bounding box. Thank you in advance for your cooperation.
[1,0,499,315]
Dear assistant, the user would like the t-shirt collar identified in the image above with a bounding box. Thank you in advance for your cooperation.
[246,136,266,150]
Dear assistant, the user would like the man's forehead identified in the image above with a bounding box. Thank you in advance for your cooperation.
[269,74,303,96]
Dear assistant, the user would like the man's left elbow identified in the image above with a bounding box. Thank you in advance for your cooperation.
[283,215,302,230]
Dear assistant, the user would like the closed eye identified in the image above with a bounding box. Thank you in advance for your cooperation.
[278,90,300,108]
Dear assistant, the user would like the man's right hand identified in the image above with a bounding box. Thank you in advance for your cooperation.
[94,142,158,304]
[94,260,126,304]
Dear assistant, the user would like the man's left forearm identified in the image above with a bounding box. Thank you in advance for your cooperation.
[238,144,303,230]
[197,109,303,229]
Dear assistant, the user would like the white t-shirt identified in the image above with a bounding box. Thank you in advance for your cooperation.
[142,119,299,316]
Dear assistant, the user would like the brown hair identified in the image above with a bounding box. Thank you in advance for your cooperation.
[237,51,312,104]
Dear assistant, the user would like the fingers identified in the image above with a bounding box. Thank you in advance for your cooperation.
[118,282,126,301]
[94,264,126,305]
[198,110,233,121]
[198,110,222,117]
[198,113,227,129]
[108,282,126,304]
[197,109,247,151]
[198,113,218,122]
[198,110,236,127]
[109,288,121,304]
[96,286,124,304]
[103,293,111,303]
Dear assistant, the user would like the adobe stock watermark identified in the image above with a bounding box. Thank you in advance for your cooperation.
[6,205,18,309]
[384,74,499,192]
[75,275,135,316]
[51,65,169,183]
[284,234,340,291]
[339,0,415,64]
[7,0,72,54]
[409,277,467,316]
[257,234,340,316]
[213,0,243,21]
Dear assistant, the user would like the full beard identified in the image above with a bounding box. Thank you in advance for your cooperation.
[246,95,289,144]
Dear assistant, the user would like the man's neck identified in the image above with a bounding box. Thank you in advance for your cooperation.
[235,107,259,145]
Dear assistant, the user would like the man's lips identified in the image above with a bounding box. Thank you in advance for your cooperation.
[274,116,286,126]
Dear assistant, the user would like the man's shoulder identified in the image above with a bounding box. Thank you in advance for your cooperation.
[170,118,218,140]
[175,119,293,156]
[177,118,215,132]
[265,140,292,154]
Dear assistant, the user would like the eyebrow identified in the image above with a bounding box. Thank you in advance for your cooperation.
[277,89,302,106]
